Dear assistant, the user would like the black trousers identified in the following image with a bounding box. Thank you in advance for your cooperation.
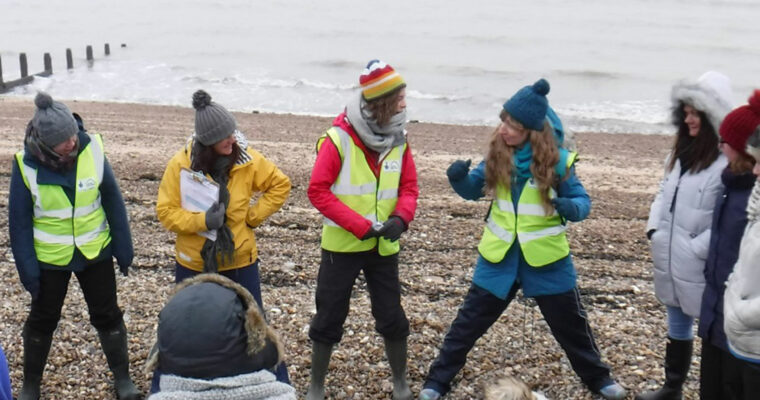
[25,258,123,336]
[309,249,410,344]
[700,341,760,400]
[424,284,612,396]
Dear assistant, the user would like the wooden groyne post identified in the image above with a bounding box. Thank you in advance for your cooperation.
[0,43,119,94]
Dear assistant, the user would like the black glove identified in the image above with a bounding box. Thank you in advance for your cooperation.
[118,263,129,277]
[378,216,405,242]
[25,280,40,301]
[647,229,656,240]
[446,159,471,181]
[205,202,226,230]
[361,222,383,240]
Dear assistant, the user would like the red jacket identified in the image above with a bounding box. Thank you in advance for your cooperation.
[308,112,419,239]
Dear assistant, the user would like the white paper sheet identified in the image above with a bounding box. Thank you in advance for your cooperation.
[179,168,220,241]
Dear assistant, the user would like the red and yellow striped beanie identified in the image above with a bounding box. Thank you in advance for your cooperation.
[359,60,406,101]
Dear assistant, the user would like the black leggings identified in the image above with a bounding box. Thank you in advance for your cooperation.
[25,258,123,335]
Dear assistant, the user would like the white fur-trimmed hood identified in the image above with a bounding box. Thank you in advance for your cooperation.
[671,71,734,132]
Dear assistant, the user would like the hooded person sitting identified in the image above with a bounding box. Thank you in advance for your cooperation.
[145,274,295,400]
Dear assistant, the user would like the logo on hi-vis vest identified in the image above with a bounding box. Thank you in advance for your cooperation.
[383,160,401,173]
[77,178,97,191]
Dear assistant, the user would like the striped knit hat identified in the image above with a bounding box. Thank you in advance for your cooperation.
[359,60,406,101]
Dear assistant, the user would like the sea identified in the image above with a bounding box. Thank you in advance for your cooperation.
[1,0,758,134]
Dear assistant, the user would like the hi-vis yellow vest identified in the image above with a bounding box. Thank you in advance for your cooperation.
[317,127,405,256]
[478,152,578,266]
[15,134,111,266]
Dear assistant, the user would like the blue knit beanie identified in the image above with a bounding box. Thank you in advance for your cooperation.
[503,79,551,131]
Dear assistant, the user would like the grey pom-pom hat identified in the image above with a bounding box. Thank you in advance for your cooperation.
[192,90,237,146]
[31,92,79,147]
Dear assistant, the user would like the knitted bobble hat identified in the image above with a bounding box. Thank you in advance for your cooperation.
[31,92,79,147]
[192,90,237,146]
[359,60,406,101]
[503,79,551,131]
[723,90,760,156]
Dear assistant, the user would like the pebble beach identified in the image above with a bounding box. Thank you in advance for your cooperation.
[0,97,693,399]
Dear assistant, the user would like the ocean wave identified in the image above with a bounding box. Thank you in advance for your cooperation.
[552,70,621,80]
[406,89,471,102]
[434,65,519,78]
[308,59,363,70]
[557,100,669,125]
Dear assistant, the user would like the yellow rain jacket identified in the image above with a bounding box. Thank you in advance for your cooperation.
[157,140,291,271]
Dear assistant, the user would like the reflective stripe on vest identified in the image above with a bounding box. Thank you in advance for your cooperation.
[15,134,111,266]
[316,127,405,255]
[477,151,577,266]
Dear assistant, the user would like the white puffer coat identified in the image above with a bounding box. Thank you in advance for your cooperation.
[647,155,726,317]
[646,71,734,318]
[724,175,760,362]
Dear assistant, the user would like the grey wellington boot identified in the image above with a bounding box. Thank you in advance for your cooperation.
[98,322,142,400]
[384,337,413,400]
[306,341,334,400]
[18,327,53,400]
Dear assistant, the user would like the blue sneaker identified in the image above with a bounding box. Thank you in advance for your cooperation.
[418,388,441,400]
[599,382,626,400]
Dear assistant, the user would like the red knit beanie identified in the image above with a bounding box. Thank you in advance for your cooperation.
[720,90,760,154]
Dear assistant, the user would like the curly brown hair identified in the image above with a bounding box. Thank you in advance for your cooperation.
[485,111,559,216]
[364,85,406,127]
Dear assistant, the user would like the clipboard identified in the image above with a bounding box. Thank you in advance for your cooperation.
[179,168,220,241]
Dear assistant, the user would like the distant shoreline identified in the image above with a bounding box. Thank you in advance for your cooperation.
[0,96,671,136]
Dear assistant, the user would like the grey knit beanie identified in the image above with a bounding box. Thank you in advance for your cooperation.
[31,92,79,147]
[192,90,237,146]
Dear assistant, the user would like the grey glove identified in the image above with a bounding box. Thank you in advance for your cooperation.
[205,202,226,230]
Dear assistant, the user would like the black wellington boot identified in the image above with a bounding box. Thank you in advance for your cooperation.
[18,327,53,400]
[635,337,693,400]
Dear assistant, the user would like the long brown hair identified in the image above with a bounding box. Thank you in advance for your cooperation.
[190,140,241,176]
[485,111,560,216]
[668,102,720,173]
[364,85,406,127]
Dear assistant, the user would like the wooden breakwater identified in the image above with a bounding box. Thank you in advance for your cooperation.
[0,43,124,94]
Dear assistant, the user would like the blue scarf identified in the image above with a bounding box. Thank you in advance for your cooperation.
[513,142,533,180]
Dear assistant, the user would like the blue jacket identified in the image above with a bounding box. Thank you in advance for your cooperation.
[8,119,133,295]
[450,154,591,299]
[698,168,754,351]
[0,343,10,400]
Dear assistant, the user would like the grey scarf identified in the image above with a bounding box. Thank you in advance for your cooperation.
[345,93,407,155]
[148,371,296,400]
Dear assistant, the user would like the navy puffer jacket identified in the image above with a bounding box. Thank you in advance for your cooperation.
[698,168,755,350]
